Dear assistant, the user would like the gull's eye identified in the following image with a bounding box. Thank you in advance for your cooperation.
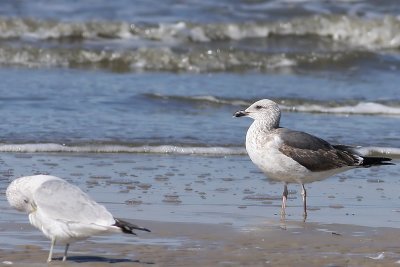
[255,105,263,109]
[24,199,28,204]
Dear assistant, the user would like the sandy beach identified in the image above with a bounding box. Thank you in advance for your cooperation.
[1,152,399,266]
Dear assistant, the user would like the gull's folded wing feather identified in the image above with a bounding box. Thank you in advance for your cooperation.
[33,179,115,226]
[275,128,359,172]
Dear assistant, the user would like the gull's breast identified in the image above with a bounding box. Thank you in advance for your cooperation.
[245,128,311,183]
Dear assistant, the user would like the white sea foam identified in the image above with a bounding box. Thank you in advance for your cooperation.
[356,146,400,159]
[281,102,400,115]
[147,94,400,116]
[0,143,398,158]
[0,143,246,155]
[190,95,251,106]
[188,26,210,42]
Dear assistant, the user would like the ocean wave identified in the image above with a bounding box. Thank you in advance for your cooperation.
[1,15,400,49]
[2,14,399,72]
[184,15,400,50]
[0,17,132,39]
[143,93,252,106]
[143,94,400,116]
[0,45,377,72]
[0,143,398,158]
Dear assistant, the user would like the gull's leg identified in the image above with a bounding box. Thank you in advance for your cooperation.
[62,243,70,261]
[47,237,56,263]
[301,184,307,219]
[281,182,288,218]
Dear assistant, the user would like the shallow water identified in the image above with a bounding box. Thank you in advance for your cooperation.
[0,68,399,151]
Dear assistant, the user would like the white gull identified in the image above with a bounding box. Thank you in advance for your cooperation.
[234,99,393,218]
[6,175,150,262]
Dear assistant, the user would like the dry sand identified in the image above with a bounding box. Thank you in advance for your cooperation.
[1,219,400,267]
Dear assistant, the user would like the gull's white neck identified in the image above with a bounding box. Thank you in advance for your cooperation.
[246,119,279,149]
[250,116,280,133]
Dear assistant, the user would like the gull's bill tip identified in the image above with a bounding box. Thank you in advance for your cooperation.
[233,110,248,117]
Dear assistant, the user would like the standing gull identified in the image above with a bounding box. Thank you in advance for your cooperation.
[6,175,150,262]
[234,99,393,218]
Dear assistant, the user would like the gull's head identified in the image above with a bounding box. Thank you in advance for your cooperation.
[6,179,36,213]
[234,99,281,128]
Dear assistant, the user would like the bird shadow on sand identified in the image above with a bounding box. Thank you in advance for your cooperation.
[53,256,155,264]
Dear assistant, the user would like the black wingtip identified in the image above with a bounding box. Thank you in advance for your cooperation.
[362,156,395,167]
[114,218,151,235]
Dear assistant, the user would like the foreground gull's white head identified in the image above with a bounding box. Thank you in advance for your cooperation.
[234,99,281,129]
[6,175,54,213]
[6,175,150,263]
[234,99,394,220]
[6,181,33,212]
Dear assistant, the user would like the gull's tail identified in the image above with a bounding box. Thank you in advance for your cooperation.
[114,218,151,235]
[333,145,394,167]
[361,156,394,167]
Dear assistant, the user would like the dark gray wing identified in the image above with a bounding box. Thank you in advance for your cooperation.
[276,128,359,172]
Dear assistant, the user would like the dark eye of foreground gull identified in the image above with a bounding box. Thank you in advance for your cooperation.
[234,98,394,220]
[6,175,150,262]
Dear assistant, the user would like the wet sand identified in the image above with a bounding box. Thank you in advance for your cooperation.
[1,219,400,266]
[1,152,399,266]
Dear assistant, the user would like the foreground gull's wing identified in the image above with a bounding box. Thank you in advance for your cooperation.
[33,179,115,226]
[275,128,359,172]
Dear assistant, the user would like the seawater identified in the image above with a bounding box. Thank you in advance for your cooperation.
[0,68,399,151]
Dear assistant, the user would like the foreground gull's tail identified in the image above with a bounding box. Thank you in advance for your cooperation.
[361,156,394,167]
[114,218,151,235]
[333,145,395,167]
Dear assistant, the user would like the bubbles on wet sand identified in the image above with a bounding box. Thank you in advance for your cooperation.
[329,204,345,209]
[215,188,229,192]
[125,199,143,206]
[367,178,385,183]
[243,194,282,201]
[137,183,152,190]
[154,175,169,182]
[89,175,112,180]
[163,194,182,204]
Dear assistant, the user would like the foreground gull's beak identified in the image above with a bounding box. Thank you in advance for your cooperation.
[233,110,248,117]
